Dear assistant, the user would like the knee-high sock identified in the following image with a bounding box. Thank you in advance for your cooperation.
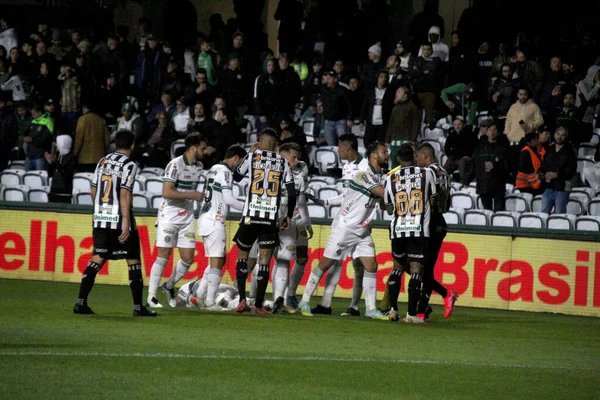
[379,285,390,311]
[288,259,307,297]
[418,267,434,314]
[128,263,143,311]
[236,260,249,300]
[273,260,290,300]
[407,273,423,316]
[195,265,211,301]
[148,257,168,299]
[166,260,191,289]
[348,259,364,309]
[205,268,222,306]
[76,261,104,305]
[301,267,324,303]
[255,264,270,308]
[432,279,448,298]
[249,265,258,299]
[362,271,377,311]
[386,269,403,311]
[320,262,341,308]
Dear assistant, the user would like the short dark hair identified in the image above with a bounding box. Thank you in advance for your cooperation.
[184,132,207,150]
[524,131,538,143]
[224,144,247,160]
[416,142,435,159]
[197,68,207,75]
[398,143,415,162]
[31,104,44,114]
[259,127,278,140]
[339,133,358,150]
[422,42,433,48]
[279,143,301,154]
[518,85,530,94]
[397,85,411,97]
[366,141,385,159]
[114,129,135,150]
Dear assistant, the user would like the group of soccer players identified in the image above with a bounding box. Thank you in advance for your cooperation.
[73,127,458,323]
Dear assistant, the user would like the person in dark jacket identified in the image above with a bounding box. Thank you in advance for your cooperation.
[409,42,443,128]
[45,134,76,203]
[97,73,126,126]
[444,116,478,185]
[276,52,302,120]
[218,53,250,120]
[135,34,167,102]
[321,70,352,146]
[22,104,52,171]
[540,126,577,214]
[489,63,519,131]
[472,122,508,211]
[0,93,17,171]
[187,101,220,168]
[359,71,393,147]
[255,58,282,127]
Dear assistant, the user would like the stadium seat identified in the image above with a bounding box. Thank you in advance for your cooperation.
[566,194,587,216]
[4,185,30,201]
[464,209,493,226]
[451,192,476,210]
[72,175,92,193]
[578,143,597,160]
[547,214,576,230]
[307,204,327,218]
[28,189,49,203]
[575,216,600,231]
[1,169,25,186]
[589,199,600,216]
[577,158,595,183]
[491,211,518,227]
[302,119,314,136]
[420,138,443,159]
[232,183,245,198]
[459,186,477,196]
[151,195,163,209]
[75,192,93,205]
[23,171,48,189]
[133,192,151,208]
[531,195,543,213]
[571,187,595,202]
[314,147,340,175]
[307,178,329,191]
[8,160,25,169]
[440,154,448,168]
[505,193,533,212]
[505,183,515,194]
[317,187,341,200]
[443,209,462,224]
[328,205,340,218]
[450,182,463,192]
[145,177,163,194]
[74,172,95,181]
[0,183,5,200]
[133,175,147,193]
[421,126,446,140]
[142,167,164,176]
[170,139,185,159]
[518,212,548,228]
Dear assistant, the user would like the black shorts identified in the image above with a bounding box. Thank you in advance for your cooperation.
[391,237,428,266]
[93,228,141,260]
[233,223,279,252]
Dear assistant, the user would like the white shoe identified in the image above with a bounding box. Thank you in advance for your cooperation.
[204,303,228,312]
[147,296,163,308]
[402,313,425,324]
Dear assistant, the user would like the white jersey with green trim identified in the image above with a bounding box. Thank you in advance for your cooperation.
[326,157,370,208]
[281,161,309,223]
[333,164,381,234]
[198,162,236,235]
[157,155,204,225]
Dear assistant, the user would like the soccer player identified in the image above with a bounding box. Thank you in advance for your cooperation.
[298,142,389,320]
[232,128,296,314]
[383,143,437,323]
[146,133,207,308]
[415,143,459,319]
[196,145,248,311]
[175,279,273,311]
[307,133,370,316]
[73,130,155,317]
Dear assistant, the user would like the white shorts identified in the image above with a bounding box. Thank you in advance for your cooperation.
[323,224,376,260]
[276,220,309,261]
[202,228,226,258]
[155,221,196,249]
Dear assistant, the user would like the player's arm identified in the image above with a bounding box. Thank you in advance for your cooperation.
[427,168,438,208]
[383,176,395,215]
[285,181,296,219]
[323,191,343,206]
[222,186,245,211]
[233,153,251,182]
[162,181,204,201]
[118,188,132,243]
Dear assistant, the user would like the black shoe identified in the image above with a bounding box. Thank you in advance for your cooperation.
[425,306,433,320]
[134,306,157,317]
[272,296,284,314]
[341,307,360,317]
[73,303,94,315]
[311,304,332,315]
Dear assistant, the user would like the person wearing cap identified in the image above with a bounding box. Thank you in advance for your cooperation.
[321,70,353,146]
[58,62,81,135]
[360,42,384,88]
[73,50,96,104]
[74,101,110,173]
[48,29,71,62]
[444,115,477,186]
[440,81,479,126]
[97,34,127,85]
[97,73,125,126]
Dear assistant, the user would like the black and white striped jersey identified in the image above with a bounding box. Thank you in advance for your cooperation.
[91,152,137,230]
[235,149,293,226]
[384,166,437,238]
[427,163,450,214]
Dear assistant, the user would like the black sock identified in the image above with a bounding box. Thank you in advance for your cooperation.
[236,259,248,301]
[77,261,103,306]
[407,273,422,316]
[255,264,270,308]
[386,269,402,311]
[417,268,434,314]
[128,263,143,311]
[432,279,448,298]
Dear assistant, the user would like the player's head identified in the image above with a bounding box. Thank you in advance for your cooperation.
[184,132,208,161]
[258,128,278,151]
[366,141,389,169]
[278,143,301,169]
[338,133,358,160]
[415,143,436,168]
[114,129,135,152]
[397,143,416,167]
[224,144,247,169]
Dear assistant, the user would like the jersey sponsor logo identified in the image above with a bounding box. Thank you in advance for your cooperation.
[94,248,108,253]
[163,228,177,235]
[93,214,120,223]
[249,202,277,213]
[112,250,127,255]
[99,204,115,213]
[177,210,190,217]
[395,223,421,232]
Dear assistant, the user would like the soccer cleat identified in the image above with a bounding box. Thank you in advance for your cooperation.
[272,296,285,314]
[204,303,228,312]
[283,305,297,314]
[402,313,425,324]
[365,309,389,320]
[146,296,163,308]
[417,313,426,320]
[387,308,399,322]
[341,307,360,317]
[425,306,433,320]
[251,306,272,315]
[161,282,177,308]
[298,301,313,316]
[444,290,459,319]
[134,306,157,317]
[311,304,332,315]
[286,295,299,309]
[235,298,250,313]
[73,304,94,315]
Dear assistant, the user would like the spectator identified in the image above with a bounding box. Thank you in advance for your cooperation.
[97,73,126,126]
[277,52,302,119]
[540,126,577,214]
[448,31,471,86]
[386,86,421,168]
[394,40,413,76]
[473,123,508,211]
[441,82,479,126]
[135,34,166,102]
[58,62,81,135]
[360,42,384,88]
[0,92,17,171]
[147,91,175,123]
[22,104,52,171]
[291,51,309,86]
[536,124,551,160]
[35,40,56,73]
[34,61,60,105]
[171,96,191,136]
[48,29,71,62]
[555,91,584,146]
[1,72,32,102]
[505,86,544,143]
[489,63,519,130]
[444,116,478,186]
[346,76,363,123]
[218,53,250,120]
[218,107,244,151]
[538,56,571,115]
[359,71,393,147]
[45,133,76,203]
[332,58,350,89]
[576,65,600,141]
[184,68,215,110]
[20,40,37,77]
[96,34,127,85]
[144,111,172,168]
[255,58,282,127]
[515,131,544,196]
[418,26,449,62]
[321,70,352,146]
[74,102,110,173]
[163,57,184,98]
[212,95,227,124]
[301,71,322,113]
[197,36,218,86]
[409,42,443,129]
[112,102,146,144]
[473,41,494,93]
[512,45,543,99]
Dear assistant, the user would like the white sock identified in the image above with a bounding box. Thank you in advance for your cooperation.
[194,265,211,300]
[320,262,341,308]
[363,271,377,311]
[349,260,364,310]
[288,260,306,297]
[205,268,222,306]
[249,266,258,298]
[301,267,324,303]
[166,260,191,289]
[148,257,168,300]
[273,260,290,300]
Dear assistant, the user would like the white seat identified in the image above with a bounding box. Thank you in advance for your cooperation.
[28,189,49,203]
[313,176,337,184]
[145,177,164,195]
[72,176,92,193]
[575,216,600,231]
[243,115,256,133]
[0,183,5,200]
[443,209,462,224]
[4,185,29,201]
[491,211,518,227]
[589,199,600,216]
[302,120,314,136]
[451,192,476,210]
[314,147,340,175]
[578,143,597,160]
[547,214,576,230]
[133,192,151,208]
[232,183,246,198]
[577,158,595,182]
[531,195,543,213]
[505,193,533,212]
[505,183,515,194]
[134,175,147,193]
[307,204,327,219]
[451,182,463,192]
[170,139,185,159]
[518,212,548,228]
[1,170,25,186]
[23,171,48,188]
[420,139,443,159]
[317,187,340,200]
[8,160,25,168]
[421,126,446,140]
[74,172,95,181]
[329,205,340,218]
[464,209,493,226]
[142,167,164,176]
[571,187,595,202]
[308,179,328,191]
[566,196,587,216]
[459,186,477,196]
[151,195,163,209]
[75,192,93,205]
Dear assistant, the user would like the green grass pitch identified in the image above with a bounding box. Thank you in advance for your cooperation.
[1,279,599,400]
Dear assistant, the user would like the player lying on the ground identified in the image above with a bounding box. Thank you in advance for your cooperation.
[175,278,273,311]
